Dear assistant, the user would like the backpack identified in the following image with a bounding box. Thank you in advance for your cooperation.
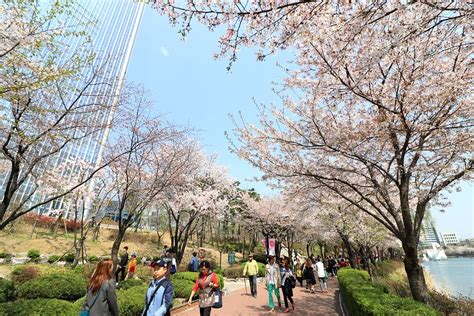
[187,261,194,272]
[170,264,177,274]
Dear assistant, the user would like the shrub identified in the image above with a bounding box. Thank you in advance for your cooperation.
[27,249,40,261]
[47,255,61,264]
[0,278,15,303]
[135,265,153,282]
[224,266,242,279]
[117,285,148,316]
[172,271,199,283]
[338,268,439,316]
[253,253,267,264]
[78,263,97,280]
[88,255,99,262]
[0,252,13,259]
[0,298,75,315]
[17,273,86,301]
[118,278,145,290]
[63,253,75,263]
[213,267,224,275]
[72,296,85,313]
[173,278,196,299]
[11,265,41,284]
[429,290,474,315]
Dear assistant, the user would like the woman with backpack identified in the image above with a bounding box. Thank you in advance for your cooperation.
[82,259,119,316]
[280,258,295,313]
[187,261,220,316]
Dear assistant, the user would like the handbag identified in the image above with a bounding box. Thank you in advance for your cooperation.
[79,283,106,316]
[289,275,296,289]
[198,274,215,308]
[212,288,223,309]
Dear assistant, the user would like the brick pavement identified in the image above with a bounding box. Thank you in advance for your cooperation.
[174,277,341,316]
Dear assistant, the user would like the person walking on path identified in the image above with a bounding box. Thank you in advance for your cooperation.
[115,246,129,282]
[164,250,177,276]
[265,255,282,312]
[188,261,219,316]
[294,259,303,287]
[126,252,137,280]
[188,252,199,272]
[302,258,316,293]
[316,258,328,293]
[280,258,295,313]
[82,259,119,316]
[243,253,259,298]
[142,259,174,316]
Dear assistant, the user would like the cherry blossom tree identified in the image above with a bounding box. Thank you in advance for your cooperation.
[104,91,191,270]
[152,2,472,302]
[228,4,472,302]
[161,147,233,265]
[152,1,470,68]
[240,193,305,259]
[0,0,123,230]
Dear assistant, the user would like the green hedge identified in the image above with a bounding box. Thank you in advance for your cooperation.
[338,268,439,315]
[173,279,196,299]
[47,255,61,264]
[27,249,40,261]
[17,273,86,301]
[0,278,15,303]
[0,298,75,315]
[118,278,145,290]
[117,285,148,316]
[11,265,41,284]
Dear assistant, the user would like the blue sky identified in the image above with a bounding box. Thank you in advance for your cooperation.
[126,7,473,239]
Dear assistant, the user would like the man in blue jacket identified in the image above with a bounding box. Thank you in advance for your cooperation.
[189,252,199,272]
[142,260,173,316]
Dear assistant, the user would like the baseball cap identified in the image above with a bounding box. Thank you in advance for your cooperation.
[154,259,168,268]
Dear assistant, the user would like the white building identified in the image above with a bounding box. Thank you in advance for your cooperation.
[440,232,459,246]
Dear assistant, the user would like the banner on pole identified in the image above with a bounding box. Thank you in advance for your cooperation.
[262,238,276,256]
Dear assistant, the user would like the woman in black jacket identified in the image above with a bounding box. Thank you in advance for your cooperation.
[302,258,316,293]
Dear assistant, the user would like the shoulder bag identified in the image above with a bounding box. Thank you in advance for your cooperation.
[80,282,107,316]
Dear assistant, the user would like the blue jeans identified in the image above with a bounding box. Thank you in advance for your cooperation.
[248,275,257,296]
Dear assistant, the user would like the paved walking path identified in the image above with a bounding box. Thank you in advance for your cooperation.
[175,277,341,315]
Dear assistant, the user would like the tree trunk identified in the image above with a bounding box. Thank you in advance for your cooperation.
[72,238,84,268]
[403,240,431,303]
[339,233,357,269]
[111,229,126,273]
[29,214,40,239]
[93,224,101,241]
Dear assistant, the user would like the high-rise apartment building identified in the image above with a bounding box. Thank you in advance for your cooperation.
[420,215,441,248]
[0,0,144,218]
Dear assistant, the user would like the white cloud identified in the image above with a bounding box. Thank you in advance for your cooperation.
[160,46,169,57]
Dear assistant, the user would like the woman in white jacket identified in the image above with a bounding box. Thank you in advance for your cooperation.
[315,258,328,293]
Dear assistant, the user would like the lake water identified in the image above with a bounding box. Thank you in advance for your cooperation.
[423,257,474,298]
